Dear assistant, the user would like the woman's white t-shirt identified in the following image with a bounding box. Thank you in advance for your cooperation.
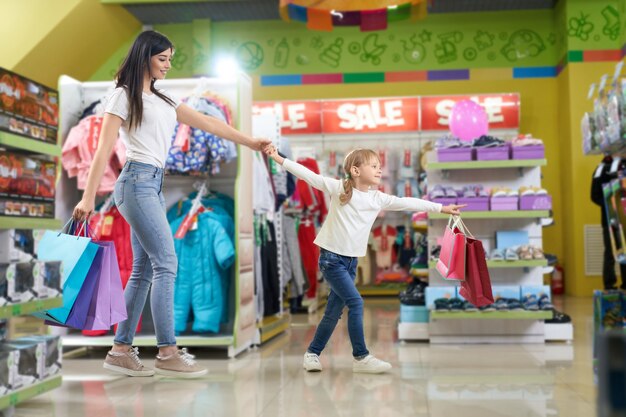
[104,87,181,168]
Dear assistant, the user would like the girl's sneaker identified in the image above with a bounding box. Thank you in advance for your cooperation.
[303,352,323,372]
[154,348,208,379]
[353,355,392,374]
[103,347,155,377]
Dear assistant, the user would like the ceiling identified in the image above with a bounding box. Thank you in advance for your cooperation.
[123,0,560,25]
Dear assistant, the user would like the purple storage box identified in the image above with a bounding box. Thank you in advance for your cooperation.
[512,145,545,160]
[437,148,474,162]
[476,145,511,161]
[519,195,552,210]
[432,197,457,205]
[490,196,519,211]
[457,197,489,211]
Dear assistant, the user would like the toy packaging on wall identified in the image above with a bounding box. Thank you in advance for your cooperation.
[0,67,59,144]
[0,151,56,201]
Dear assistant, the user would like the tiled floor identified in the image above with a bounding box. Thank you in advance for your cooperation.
[13,296,596,417]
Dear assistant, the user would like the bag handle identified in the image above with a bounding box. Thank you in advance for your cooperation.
[448,215,475,238]
[59,219,92,239]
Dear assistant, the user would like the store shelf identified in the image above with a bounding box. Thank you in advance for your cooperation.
[0,217,61,230]
[428,159,546,171]
[0,297,63,320]
[429,211,550,220]
[62,334,234,347]
[431,310,553,320]
[0,375,62,409]
[358,283,407,296]
[258,314,290,344]
[429,259,548,269]
[0,131,61,157]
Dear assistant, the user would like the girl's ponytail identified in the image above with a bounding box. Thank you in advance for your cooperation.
[339,176,354,205]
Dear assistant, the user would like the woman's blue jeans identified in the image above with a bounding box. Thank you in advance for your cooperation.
[308,248,369,358]
[112,161,177,348]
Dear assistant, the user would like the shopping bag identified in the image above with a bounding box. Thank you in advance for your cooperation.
[436,216,467,281]
[459,234,494,308]
[34,220,99,324]
[63,245,104,329]
[84,241,127,330]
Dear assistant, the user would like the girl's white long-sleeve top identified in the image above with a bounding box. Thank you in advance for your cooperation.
[282,158,442,257]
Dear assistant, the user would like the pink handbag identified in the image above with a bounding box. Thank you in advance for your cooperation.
[436,216,467,281]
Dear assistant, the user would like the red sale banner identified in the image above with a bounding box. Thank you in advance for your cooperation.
[252,101,322,135]
[420,94,520,131]
[322,97,419,134]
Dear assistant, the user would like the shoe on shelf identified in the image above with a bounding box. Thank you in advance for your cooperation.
[504,247,520,261]
[545,309,571,324]
[479,304,496,312]
[103,347,155,377]
[522,295,539,311]
[353,355,392,374]
[490,248,505,261]
[538,294,554,310]
[494,298,509,311]
[462,301,478,312]
[448,298,464,312]
[507,298,524,311]
[303,352,323,372]
[434,298,450,311]
[530,245,545,260]
[154,348,208,379]
[517,245,533,261]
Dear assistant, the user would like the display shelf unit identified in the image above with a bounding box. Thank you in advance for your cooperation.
[428,159,546,171]
[359,284,407,296]
[0,131,61,157]
[431,311,553,320]
[0,376,62,409]
[429,210,551,220]
[428,260,548,269]
[57,74,258,358]
[0,297,63,320]
[0,218,61,230]
[418,147,564,344]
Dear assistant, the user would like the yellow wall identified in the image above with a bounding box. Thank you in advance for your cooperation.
[252,77,565,270]
[3,0,140,87]
[558,61,619,295]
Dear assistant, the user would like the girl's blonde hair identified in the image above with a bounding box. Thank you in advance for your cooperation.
[339,148,379,205]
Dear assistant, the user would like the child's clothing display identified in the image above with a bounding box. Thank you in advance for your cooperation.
[397,149,418,179]
[372,225,398,269]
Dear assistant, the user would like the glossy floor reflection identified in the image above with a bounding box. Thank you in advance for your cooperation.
[13,296,596,417]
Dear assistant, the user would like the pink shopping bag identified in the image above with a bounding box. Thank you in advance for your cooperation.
[436,216,467,281]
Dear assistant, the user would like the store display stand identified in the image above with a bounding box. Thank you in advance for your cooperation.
[0,103,64,407]
[398,145,573,343]
[56,75,257,358]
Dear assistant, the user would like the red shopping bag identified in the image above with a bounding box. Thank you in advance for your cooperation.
[459,236,494,308]
[436,216,467,281]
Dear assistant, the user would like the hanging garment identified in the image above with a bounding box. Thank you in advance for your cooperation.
[170,211,235,334]
[372,225,397,269]
[282,212,306,297]
[298,217,319,298]
[166,96,235,175]
[253,152,276,219]
[295,157,328,224]
[261,221,280,316]
[62,115,127,194]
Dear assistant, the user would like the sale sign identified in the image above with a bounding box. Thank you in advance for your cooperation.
[252,101,322,135]
[420,94,520,131]
[322,98,419,134]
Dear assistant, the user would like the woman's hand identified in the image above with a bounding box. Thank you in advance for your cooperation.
[250,137,272,152]
[441,204,467,215]
[72,198,95,222]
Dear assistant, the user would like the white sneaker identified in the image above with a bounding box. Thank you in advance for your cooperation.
[303,352,322,372]
[353,355,392,374]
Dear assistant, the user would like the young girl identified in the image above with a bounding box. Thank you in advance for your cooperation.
[263,146,463,374]
[72,30,270,378]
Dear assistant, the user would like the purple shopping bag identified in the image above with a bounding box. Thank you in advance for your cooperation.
[83,241,127,330]
[46,245,104,329]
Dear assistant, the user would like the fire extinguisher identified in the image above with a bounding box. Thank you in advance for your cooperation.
[551,265,564,295]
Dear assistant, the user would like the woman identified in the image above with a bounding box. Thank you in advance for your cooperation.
[72,30,270,378]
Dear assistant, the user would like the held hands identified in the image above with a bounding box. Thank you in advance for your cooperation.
[72,198,95,222]
[251,137,273,152]
[441,204,467,216]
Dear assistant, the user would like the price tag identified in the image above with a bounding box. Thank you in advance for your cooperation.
[190,215,199,231]
[101,215,114,237]
[594,163,605,178]
[587,83,596,100]
[610,157,621,173]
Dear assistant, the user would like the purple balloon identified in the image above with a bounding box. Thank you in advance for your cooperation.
[449,100,489,142]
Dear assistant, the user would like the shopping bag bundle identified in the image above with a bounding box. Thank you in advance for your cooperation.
[436,216,494,307]
[33,219,127,330]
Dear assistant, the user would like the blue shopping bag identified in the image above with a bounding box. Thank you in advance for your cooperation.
[34,220,99,324]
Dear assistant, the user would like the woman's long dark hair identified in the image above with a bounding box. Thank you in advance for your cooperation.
[115,30,176,130]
